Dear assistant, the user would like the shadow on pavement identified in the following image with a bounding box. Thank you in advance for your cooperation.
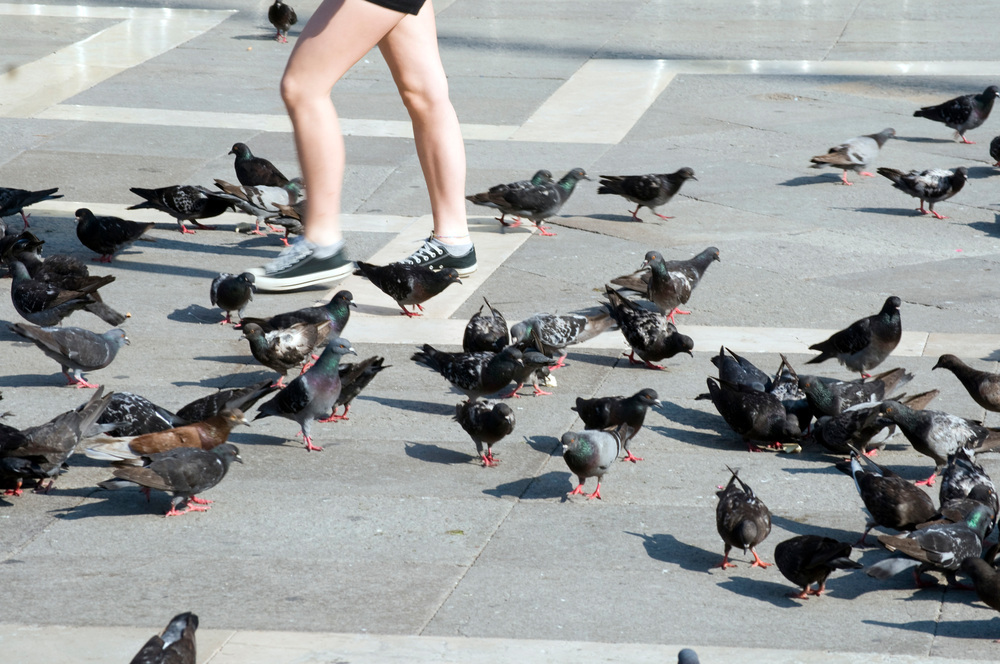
[717,576,801,608]
[625,531,716,574]
[778,174,841,187]
[404,442,476,465]
[366,396,457,417]
[486,470,572,500]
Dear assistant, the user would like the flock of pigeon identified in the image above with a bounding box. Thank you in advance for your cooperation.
[4,76,1000,661]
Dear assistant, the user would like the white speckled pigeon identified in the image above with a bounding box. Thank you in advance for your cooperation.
[597,167,697,220]
[914,86,999,143]
[129,185,234,234]
[602,286,693,369]
[877,167,968,219]
[129,612,198,664]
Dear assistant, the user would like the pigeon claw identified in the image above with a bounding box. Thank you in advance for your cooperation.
[531,386,553,396]
[586,484,602,500]
[400,306,422,317]
[788,589,812,599]
[303,437,324,452]
[621,451,644,463]
[535,225,557,236]
[749,550,772,568]
[714,559,737,570]
[915,473,937,487]
[568,484,587,496]
[480,453,498,467]
[179,225,197,234]
[653,212,674,220]
[665,307,691,324]
[189,496,214,505]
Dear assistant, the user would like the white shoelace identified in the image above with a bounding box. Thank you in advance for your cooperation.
[265,238,313,273]
[403,240,444,263]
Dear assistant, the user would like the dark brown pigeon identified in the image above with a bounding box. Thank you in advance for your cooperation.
[572,388,660,462]
[845,451,937,545]
[330,355,389,420]
[914,86,999,143]
[268,0,297,42]
[74,208,155,262]
[9,259,114,327]
[353,261,462,317]
[129,612,198,664]
[715,467,772,568]
[933,354,1000,413]
[597,167,697,221]
[774,535,863,599]
[463,297,509,353]
[230,142,290,187]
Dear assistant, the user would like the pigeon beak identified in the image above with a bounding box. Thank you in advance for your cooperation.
[239,416,250,426]
[124,336,131,345]
[347,346,358,356]
[653,399,663,408]
[349,301,358,308]
[235,453,244,464]
[690,175,699,181]
[685,350,694,357]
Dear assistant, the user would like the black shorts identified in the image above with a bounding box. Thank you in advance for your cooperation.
[365,0,426,15]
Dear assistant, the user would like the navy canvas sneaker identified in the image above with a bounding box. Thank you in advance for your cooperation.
[398,236,477,277]
[249,239,352,292]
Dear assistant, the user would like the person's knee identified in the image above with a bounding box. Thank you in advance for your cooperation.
[398,76,451,118]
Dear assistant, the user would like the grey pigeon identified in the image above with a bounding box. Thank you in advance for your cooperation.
[412,345,523,401]
[561,428,624,500]
[698,377,801,452]
[798,367,912,417]
[128,185,233,234]
[99,444,242,516]
[991,135,1000,166]
[877,167,968,219]
[572,388,660,463]
[774,535,863,599]
[597,167,697,221]
[74,208,155,262]
[455,401,515,466]
[933,354,1000,412]
[129,612,198,664]
[96,393,184,437]
[677,649,700,664]
[10,323,128,388]
[268,0,297,42]
[602,286,694,369]
[254,337,356,451]
[913,86,1000,143]
[241,320,331,387]
[241,289,354,337]
[211,272,256,325]
[354,261,462,317]
[331,356,389,420]
[867,503,993,587]
[213,178,304,237]
[6,243,127,326]
[510,311,615,368]
[465,169,553,227]
[711,346,772,393]
[0,186,61,228]
[9,259,114,326]
[939,448,999,525]
[611,247,720,323]
[845,451,937,545]
[807,296,901,377]
[878,399,1000,486]
[500,348,558,398]
[810,389,939,457]
[809,128,895,185]
[715,467,772,568]
[477,167,588,236]
[230,142,290,187]
[463,297,509,354]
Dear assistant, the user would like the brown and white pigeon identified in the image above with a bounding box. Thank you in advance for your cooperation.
[913,86,1000,143]
[597,167,697,220]
[877,167,968,219]
[809,128,895,185]
[611,247,720,323]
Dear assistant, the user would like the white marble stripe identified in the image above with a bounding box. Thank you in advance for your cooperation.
[0,8,235,119]
[34,104,519,140]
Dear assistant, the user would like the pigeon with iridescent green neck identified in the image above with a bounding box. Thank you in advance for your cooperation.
[476,168,588,236]
[466,169,553,228]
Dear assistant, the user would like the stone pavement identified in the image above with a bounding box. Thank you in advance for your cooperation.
[3,0,1000,661]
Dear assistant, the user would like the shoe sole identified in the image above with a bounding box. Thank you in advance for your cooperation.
[250,264,353,292]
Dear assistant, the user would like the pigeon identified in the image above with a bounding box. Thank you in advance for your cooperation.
[611,247,720,323]
[561,428,625,500]
[774,535,863,599]
[699,377,801,452]
[810,389,939,457]
[240,289,355,337]
[173,380,277,423]
[465,169,553,227]
[0,457,49,496]
[602,286,694,369]
[74,208,155,262]
[478,167,588,236]
[933,354,1000,413]
[845,450,937,545]
[597,167,697,221]
[9,259,115,327]
[939,448,999,523]
[809,128,895,185]
[253,337,356,451]
[509,311,615,368]
[960,558,1000,621]
[913,86,1000,143]
[99,443,242,517]
[876,167,968,219]
[455,400,515,467]
[798,367,912,417]
[807,296,902,377]
[330,356,389,420]
[463,297,509,353]
[96,393,185,437]
[129,612,198,664]
[412,345,523,401]
[867,503,993,587]
[2,387,113,492]
[353,261,462,317]
[6,244,127,326]
[711,346,773,393]
[128,185,233,234]
[9,323,128,388]
[714,467,772,568]
[212,178,304,238]
[878,399,1000,486]
[501,348,559,398]
[991,135,1000,166]
[268,0,297,42]
[210,272,256,325]
[230,142,290,187]
[572,388,661,462]
[677,649,700,664]
[0,187,62,228]
[85,408,248,463]
[241,320,331,387]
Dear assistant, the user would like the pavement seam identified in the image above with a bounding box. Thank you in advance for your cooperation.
[201,628,239,663]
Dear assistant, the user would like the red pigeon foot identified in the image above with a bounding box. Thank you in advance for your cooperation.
[622,451,644,463]
[714,557,737,570]
[188,496,213,505]
[568,484,586,496]
[303,437,324,452]
[665,307,690,324]
[586,484,603,500]
[860,171,875,177]
[179,226,196,234]
[218,314,233,325]
[532,386,553,396]
[653,212,674,220]
[400,307,422,317]
[749,550,772,568]
[21,211,31,228]
[789,590,812,599]
[500,384,524,399]
[915,473,937,487]
[480,454,498,467]
[536,226,556,236]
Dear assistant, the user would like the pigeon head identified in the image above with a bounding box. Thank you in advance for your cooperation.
[493,402,515,425]
[220,407,250,427]
[160,612,199,646]
[326,337,357,357]
[968,483,996,507]
[878,400,903,418]
[74,208,94,223]
[677,648,701,664]
[238,272,256,288]
[509,321,530,346]
[557,168,590,190]
[241,322,265,339]
[641,250,664,269]
[881,296,901,314]
[871,127,896,146]
[984,86,1000,99]
[530,169,553,184]
[701,246,721,264]
[213,443,243,465]
[229,142,252,159]
[434,267,462,286]
[560,431,579,454]
[932,354,962,371]
[331,290,356,307]
[635,388,661,407]
[106,329,130,347]
[674,167,698,181]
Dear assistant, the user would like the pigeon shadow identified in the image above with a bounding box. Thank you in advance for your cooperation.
[967,220,1000,238]
[863,615,992,639]
[716,576,802,608]
[364,396,456,417]
[586,213,643,223]
[0,373,68,388]
[524,434,561,455]
[485,470,573,500]
[49,490,172,520]
[845,207,920,218]
[193,354,253,366]
[891,135,956,144]
[655,399,724,431]
[231,31,300,42]
[625,531,717,574]
[168,304,228,324]
[967,166,1000,180]
[983,349,1000,362]
[777,174,843,187]
[560,352,622,370]
[647,424,736,451]
[404,442,477,465]
[770,514,861,545]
